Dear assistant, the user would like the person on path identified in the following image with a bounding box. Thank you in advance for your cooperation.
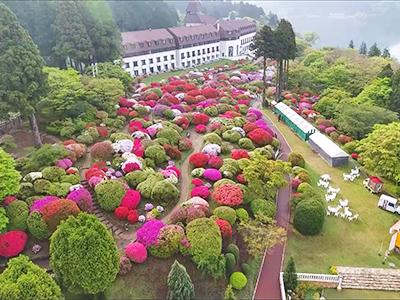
[278,114,281,122]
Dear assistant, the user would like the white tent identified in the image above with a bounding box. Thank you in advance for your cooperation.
[307,132,349,167]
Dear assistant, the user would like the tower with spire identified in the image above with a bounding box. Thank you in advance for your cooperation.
[183,0,216,26]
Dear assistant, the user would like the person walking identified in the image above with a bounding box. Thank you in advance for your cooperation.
[278,114,281,122]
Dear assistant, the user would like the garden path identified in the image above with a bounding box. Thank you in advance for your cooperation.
[252,102,292,300]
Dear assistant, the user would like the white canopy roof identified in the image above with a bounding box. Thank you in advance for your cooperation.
[308,132,349,159]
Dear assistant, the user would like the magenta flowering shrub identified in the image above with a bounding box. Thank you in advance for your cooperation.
[325,127,336,134]
[136,219,165,247]
[125,242,147,263]
[246,113,257,122]
[55,158,73,169]
[66,188,93,212]
[195,124,207,133]
[203,168,222,181]
[248,109,262,119]
[291,178,302,190]
[30,196,60,213]
[191,178,204,186]
[318,125,326,132]
[88,176,103,188]
[190,186,211,199]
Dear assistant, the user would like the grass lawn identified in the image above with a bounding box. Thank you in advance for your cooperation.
[262,109,400,273]
[323,288,400,299]
[141,59,234,85]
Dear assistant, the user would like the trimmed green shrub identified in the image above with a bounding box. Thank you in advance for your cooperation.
[125,170,149,189]
[343,141,358,154]
[214,179,236,188]
[42,166,66,182]
[203,133,222,145]
[297,183,313,194]
[272,138,280,149]
[145,145,168,166]
[33,179,52,195]
[292,190,324,209]
[235,208,249,223]
[222,130,241,143]
[60,174,80,185]
[27,211,51,240]
[6,200,29,231]
[288,153,306,168]
[95,180,126,211]
[154,137,170,146]
[251,199,276,218]
[225,253,236,274]
[226,244,239,262]
[76,134,93,145]
[47,182,72,198]
[137,174,164,199]
[156,128,181,146]
[238,138,255,150]
[293,166,309,176]
[151,180,179,207]
[220,142,232,155]
[238,104,249,115]
[294,200,325,235]
[30,144,68,169]
[204,106,218,117]
[214,206,236,225]
[241,263,251,277]
[230,272,247,290]
[163,109,175,120]
[110,132,132,142]
[17,182,34,200]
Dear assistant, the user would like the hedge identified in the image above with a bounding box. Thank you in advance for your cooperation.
[226,243,239,262]
[225,253,236,275]
[213,206,236,225]
[95,180,126,211]
[294,199,325,235]
[251,199,276,218]
[6,200,29,232]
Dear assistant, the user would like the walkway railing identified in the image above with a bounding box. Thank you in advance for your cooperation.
[279,272,286,300]
[297,273,340,283]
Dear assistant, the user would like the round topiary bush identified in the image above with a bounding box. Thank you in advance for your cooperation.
[41,166,66,183]
[27,211,51,240]
[248,129,272,146]
[151,180,179,207]
[41,199,80,232]
[156,128,181,146]
[214,206,236,225]
[125,242,147,263]
[226,244,239,262]
[189,152,209,168]
[287,152,306,168]
[124,170,149,189]
[225,253,236,274]
[238,138,255,150]
[297,182,313,194]
[144,145,168,166]
[95,180,126,211]
[149,224,185,258]
[294,199,325,235]
[222,130,241,143]
[235,208,249,223]
[212,184,243,207]
[230,272,247,290]
[91,142,114,161]
[6,200,29,232]
[203,133,222,146]
[251,199,276,218]
[241,263,251,276]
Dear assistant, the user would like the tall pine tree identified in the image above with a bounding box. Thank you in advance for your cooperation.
[0,4,44,147]
[53,1,92,71]
[251,25,279,107]
[359,41,367,55]
[368,43,381,57]
[283,256,298,292]
[167,260,195,300]
[382,47,391,58]
[274,27,288,102]
[348,39,355,49]
[278,19,296,90]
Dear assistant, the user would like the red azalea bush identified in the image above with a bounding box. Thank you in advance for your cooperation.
[189,152,209,168]
[183,83,197,92]
[195,124,207,133]
[129,111,138,118]
[174,116,189,129]
[248,129,273,146]
[125,242,147,263]
[91,142,114,161]
[237,174,246,184]
[162,85,176,93]
[193,113,210,125]
[208,156,224,169]
[187,89,202,97]
[0,230,28,258]
[115,206,129,220]
[351,153,360,160]
[164,94,179,105]
[127,210,139,223]
[183,95,197,105]
[215,219,232,237]
[41,199,80,232]
[243,122,259,133]
[96,126,108,137]
[190,186,211,199]
[230,149,250,160]
[63,140,77,146]
[3,196,17,206]
[191,178,204,186]
[118,107,130,117]
[202,87,217,99]
[121,190,141,210]
[338,135,353,145]
[210,123,222,132]
[145,93,159,101]
[123,162,141,173]
[163,145,182,160]
[212,184,243,207]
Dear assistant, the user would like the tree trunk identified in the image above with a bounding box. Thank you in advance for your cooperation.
[278,59,284,101]
[28,113,42,148]
[262,56,267,107]
[275,60,282,102]
[285,60,290,89]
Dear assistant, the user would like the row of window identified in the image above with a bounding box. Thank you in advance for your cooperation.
[125,55,175,68]
[241,36,254,45]
[180,46,219,59]
[178,32,218,42]
[181,54,218,67]
[133,63,176,76]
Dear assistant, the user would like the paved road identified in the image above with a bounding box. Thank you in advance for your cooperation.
[253,103,292,300]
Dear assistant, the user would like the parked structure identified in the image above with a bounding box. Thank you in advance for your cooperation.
[308,132,349,167]
[364,176,384,193]
[121,0,256,77]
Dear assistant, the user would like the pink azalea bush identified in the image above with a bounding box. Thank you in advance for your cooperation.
[136,219,165,247]
[325,127,336,134]
[203,168,222,181]
[66,188,93,212]
[190,186,211,199]
[121,189,141,210]
[125,242,147,263]
[55,158,73,169]
[30,196,60,213]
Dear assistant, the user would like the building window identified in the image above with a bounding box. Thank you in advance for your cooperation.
[228,46,233,57]
[197,59,201,64]
[203,57,206,62]
[149,58,153,64]
[182,62,185,67]
[212,55,214,59]
[181,53,185,59]
[142,69,146,74]
[141,59,146,65]
[216,53,219,58]
[123,45,127,50]
[202,49,205,54]
[150,67,154,73]
[165,64,168,70]
[157,57,161,62]
[216,46,219,51]
[171,54,174,60]
[207,56,210,60]
[185,36,189,41]
[228,31,232,35]
[164,56,167,61]
[124,62,130,68]
[197,50,201,55]
[171,63,175,69]
[207,48,210,54]
[212,47,215,52]
[156,66,160,71]
[163,39,166,44]
[187,61,190,67]
[133,61,138,67]
[192,50,195,56]
[134,70,139,76]
[192,60,195,65]
[187,52,190,58]
[155,41,159,45]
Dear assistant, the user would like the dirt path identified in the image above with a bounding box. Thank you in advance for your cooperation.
[161,126,203,224]
[252,101,292,300]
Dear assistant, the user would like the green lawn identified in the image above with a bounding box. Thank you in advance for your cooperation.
[262,109,400,273]
[324,288,400,299]
[141,59,234,85]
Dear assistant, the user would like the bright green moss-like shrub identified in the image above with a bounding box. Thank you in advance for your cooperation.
[230,272,247,290]
[235,208,249,223]
[213,206,236,225]
[238,138,255,150]
[6,200,29,231]
[95,180,126,211]
[251,199,276,218]
[151,180,179,207]
[124,170,149,189]
[27,211,51,240]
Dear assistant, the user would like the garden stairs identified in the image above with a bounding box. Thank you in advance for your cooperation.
[81,180,124,237]
[337,266,400,291]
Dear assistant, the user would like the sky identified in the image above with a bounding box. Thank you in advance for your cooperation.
[390,43,400,60]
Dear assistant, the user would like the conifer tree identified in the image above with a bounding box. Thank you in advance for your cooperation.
[0,4,44,147]
[283,256,298,292]
[348,39,355,49]
[368,43,381,57]
[359,41,367,55]
[224,284,236,300]
[382,47,391,59]
[167,260,195,300]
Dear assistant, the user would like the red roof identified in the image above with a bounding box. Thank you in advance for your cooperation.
[185,1,203,13]
[370,176,383,184]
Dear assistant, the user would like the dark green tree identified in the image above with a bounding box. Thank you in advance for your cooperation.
[359,41,367,55]
[368,42,382,57]
[348,39,355,49]
[167,260,195,300]
[382,47,391,59]
[278,19,297,90]
[389,69,400,114]
[0,4,45,147]
[0,147,20,202]
[283,256,298,292]
[274,27,288,102]
[53,1,92,72]
[378,64,394,79]
[251,25,279,106]
[0,255,62,299]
